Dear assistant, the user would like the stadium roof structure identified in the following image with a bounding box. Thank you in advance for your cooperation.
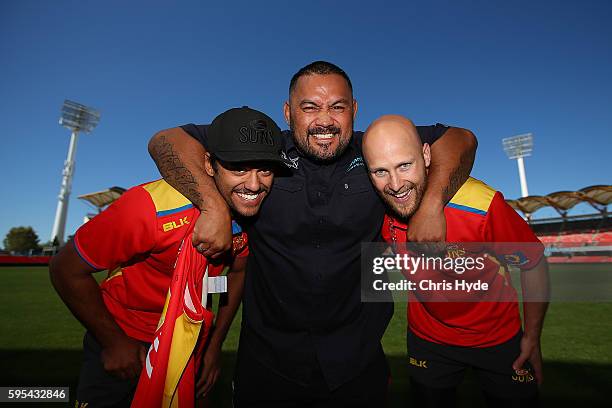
[507,185,612,218]
[75,184,611,220]
[78,187,126,212]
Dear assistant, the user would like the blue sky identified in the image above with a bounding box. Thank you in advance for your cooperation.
[1,0,611,245]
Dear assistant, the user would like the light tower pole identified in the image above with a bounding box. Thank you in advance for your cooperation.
[502,133,533,198]
[51,100,100,245]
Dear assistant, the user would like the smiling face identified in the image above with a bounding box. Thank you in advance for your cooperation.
[205,156,275,217]
[362,115,431,219]
[284,73,357,162]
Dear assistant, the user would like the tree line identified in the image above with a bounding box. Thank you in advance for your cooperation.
[2,226,59,253]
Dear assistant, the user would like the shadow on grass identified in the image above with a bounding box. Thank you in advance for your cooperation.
[0,350,610,407]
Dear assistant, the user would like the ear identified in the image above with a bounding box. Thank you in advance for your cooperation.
[352,98,358,120]
[423,143,431,168]
[204,153,215,177]
[283,101,291,127]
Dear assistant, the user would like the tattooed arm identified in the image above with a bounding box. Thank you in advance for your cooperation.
[148,128,232,256]
[407,127,477,242]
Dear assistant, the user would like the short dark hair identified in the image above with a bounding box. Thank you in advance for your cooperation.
[288,60,353,96]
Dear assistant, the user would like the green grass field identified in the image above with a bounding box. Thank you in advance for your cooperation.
[1,265,611,407]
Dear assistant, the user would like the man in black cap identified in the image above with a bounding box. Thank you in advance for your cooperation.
[50,107,284,407]
[148,61,478,406]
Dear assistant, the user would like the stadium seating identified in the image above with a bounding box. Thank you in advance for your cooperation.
[537,228,611,246]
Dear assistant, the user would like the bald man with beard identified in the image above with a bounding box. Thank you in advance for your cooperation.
[363,115,549,408]
[363,116,431,219]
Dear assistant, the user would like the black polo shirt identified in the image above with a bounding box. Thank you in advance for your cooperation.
[181,124,448,389]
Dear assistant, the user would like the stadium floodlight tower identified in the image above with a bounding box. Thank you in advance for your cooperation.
[502,133,533,198]
[50,100,100,245]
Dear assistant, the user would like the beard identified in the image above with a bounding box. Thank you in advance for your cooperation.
[216,180,269,218]
[289,120,352,163]
[382,174,428,221]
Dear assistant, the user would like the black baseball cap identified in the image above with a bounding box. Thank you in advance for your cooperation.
[207,106,284,164]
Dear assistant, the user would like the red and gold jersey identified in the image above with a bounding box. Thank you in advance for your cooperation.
[74,179,248,343]
[382,177,543,347]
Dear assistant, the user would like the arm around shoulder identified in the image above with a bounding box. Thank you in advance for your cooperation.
[407,126,478,242]
[430,126,477,203]
[148,127,210,209]
[148,126,232,256]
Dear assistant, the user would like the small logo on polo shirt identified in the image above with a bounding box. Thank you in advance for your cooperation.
[239,120,274,145]
[281,151,299,169]
[346,156,364,173]
[162,216,190,232]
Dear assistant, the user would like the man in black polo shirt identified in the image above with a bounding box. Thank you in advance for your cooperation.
[148,61,477,406]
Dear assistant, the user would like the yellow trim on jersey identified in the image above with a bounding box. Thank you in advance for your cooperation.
[105,266,123,282]
[141,179,193,216]
[448,177,497,215]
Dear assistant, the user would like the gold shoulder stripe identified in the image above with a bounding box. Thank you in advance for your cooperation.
[448,177,496,215]
[141,179,193,216]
